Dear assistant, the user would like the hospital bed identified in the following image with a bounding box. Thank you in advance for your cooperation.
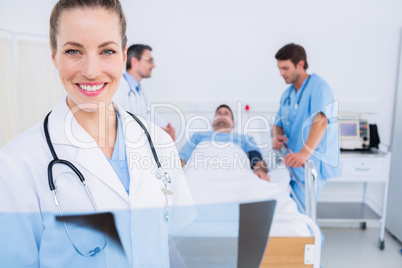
[260,156,320,268]
[173,139,320,267]
[158,105,320,266]
[278,144,318,222]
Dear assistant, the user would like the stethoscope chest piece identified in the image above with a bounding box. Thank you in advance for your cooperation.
[126,112,174,223]
[156,167,173,223]
[156,167,172,186]
[158,168,174,196]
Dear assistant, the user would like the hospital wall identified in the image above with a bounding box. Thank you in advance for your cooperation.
[1,0,401,145]
[1,0,401,224]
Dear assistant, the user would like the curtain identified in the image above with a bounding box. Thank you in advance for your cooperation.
[0,38,19,146]
[0,37,64,147]
[16,39,64,134]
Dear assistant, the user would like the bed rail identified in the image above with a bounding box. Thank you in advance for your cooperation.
[276,144,318,222]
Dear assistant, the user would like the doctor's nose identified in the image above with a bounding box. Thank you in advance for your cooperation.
[81,55,102,79]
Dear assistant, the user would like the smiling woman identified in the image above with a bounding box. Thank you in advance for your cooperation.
[0,1,196,267]
[50,8,127,160]
[51,8,126,115]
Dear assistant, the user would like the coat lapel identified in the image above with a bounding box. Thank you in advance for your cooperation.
[75,145,129,203]
[115,104,157,207]
[49,98,129,203]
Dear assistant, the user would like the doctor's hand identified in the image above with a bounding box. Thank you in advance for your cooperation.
[283,151,310,168]
[162,123,176,141]
[272,135,288,150]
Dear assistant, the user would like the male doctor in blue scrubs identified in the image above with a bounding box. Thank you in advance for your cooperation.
[272,43,340,209]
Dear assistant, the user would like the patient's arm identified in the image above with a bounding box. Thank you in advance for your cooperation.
[246,150,269,181]
[253,160,270,182]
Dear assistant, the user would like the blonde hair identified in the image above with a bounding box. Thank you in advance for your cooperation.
[49,0,127,52]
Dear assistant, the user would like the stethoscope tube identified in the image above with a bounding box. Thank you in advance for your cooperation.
[123,73,137,97]
[283,75,311,109]
[44,112,86,191]
[43,108,175,256]
[126,111,162,169]
[44,110,168,189]
[44,111,58,160]
[44,111,107,257]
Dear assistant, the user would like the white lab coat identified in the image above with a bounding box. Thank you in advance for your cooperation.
[113,74,167,128]
[0,98,196,268]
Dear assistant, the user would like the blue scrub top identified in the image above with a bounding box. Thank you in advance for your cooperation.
[179,132,261,163]
[106,111,130,194]
[123,72,141,93]
[275,73,341,183]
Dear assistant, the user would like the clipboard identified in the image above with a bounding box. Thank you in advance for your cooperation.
[237,200,276,268]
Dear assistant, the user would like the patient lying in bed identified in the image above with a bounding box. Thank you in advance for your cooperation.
[177,105,309,237]
[179,104,270,181]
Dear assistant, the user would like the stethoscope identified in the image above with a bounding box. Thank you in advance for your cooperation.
[43,110,172,257]
[282,75,311,125]
[283,75,311,110]
[122,73,151,113]
[122,72,138,97]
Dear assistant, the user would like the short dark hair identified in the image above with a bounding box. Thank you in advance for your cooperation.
[275,43,308,70]
[215,104,234,121]
[126,44,152,70]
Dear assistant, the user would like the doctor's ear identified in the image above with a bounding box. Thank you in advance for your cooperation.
[51,48,59,69]
[122,46,128,65]
[296,60,305,70]
[130,57,139,67]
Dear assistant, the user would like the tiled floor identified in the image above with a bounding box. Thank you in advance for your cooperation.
[321,228,402,268]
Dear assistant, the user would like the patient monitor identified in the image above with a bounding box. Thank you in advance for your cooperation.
[339,113,379,151]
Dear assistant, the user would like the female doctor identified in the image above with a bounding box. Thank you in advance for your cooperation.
[0,0,195,267]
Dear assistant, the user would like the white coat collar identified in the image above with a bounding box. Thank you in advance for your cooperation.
[114,103,157,206]
[48,97,97,147]
[46,98,133,203]
[47,97,149,149]
[46,98,156,205]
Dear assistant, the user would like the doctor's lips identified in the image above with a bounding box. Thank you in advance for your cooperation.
[76,82,107,96]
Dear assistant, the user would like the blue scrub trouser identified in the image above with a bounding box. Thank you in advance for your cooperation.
[290,177,326,246]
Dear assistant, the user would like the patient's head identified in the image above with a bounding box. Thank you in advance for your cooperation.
[213,104,234,132]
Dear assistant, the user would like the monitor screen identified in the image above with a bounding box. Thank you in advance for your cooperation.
[340,123,358,136]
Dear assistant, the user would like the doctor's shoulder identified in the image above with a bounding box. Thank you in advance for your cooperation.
[0,122,49,189]
[148,120,178,153]
[112,77,129,105]
[121,111,177,155]
[309,74,332,92]
[0,122,49,163]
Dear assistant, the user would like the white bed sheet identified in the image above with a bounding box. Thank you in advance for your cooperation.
[176,141,310,237]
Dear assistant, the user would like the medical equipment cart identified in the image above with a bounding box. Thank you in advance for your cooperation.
[317,150,391,250]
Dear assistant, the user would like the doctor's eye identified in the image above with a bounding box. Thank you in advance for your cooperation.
[64,49,80,56]
[101,49,116,55]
